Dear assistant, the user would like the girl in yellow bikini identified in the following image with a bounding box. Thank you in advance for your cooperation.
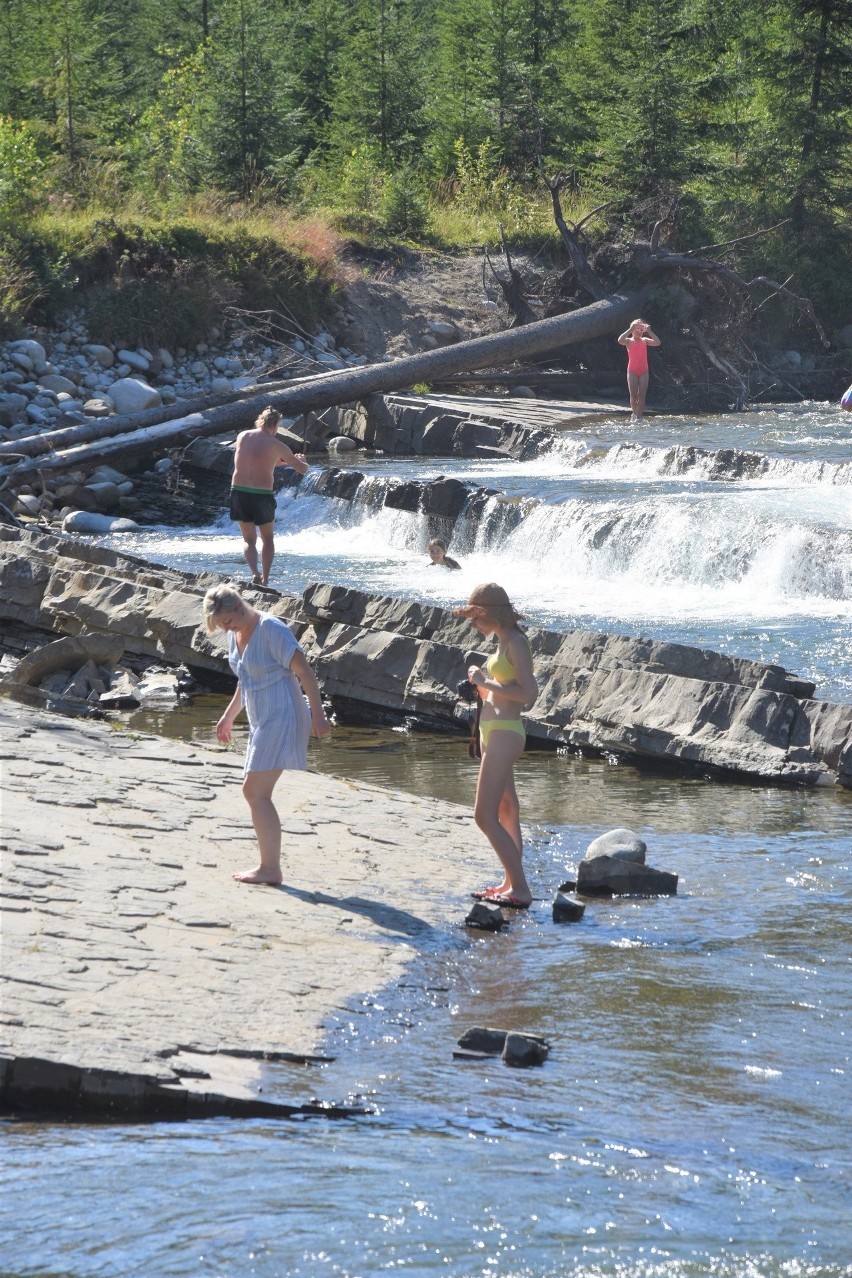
[456,583,538,908]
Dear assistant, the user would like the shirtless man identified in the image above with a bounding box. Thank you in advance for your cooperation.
[230,407,309,585]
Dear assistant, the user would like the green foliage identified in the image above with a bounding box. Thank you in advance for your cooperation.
[381,167,429,238]
[0,0,849,326]
[453,138,512,215]
[0,245,41,337]
[337,145,386,228]
[326,0,429,164]
[0,117,44,221]
[0,206,339,341]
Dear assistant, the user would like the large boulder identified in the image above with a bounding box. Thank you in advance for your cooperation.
[108,378,162,415]
[2,632,124,688]
[62,512,139,534]
[577,856,678,897]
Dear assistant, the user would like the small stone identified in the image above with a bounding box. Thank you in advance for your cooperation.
[39,374,78,395]
[117,349,151,373]
[84,344,115,368]
[14,493,42,516]
[83,399,113,418]
[87,465,128,485]
[552,892,585,923]
[456,1027,509,1054]
[464,901,505,931]
[108,378,161,414]
[62,511,139,534]
[502,1033,549,1068]
[427,320,458,342]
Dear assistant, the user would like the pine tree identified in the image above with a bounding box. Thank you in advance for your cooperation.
[325,0,430,165]
[198,0,300,198]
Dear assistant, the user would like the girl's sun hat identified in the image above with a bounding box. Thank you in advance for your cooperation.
[455,582,525,623]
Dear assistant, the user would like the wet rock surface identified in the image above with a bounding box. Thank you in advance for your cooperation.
[0,529,849,787]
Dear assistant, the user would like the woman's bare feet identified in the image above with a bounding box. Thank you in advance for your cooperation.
[232,866,282,885]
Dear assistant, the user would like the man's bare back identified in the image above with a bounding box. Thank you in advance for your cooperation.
[232,426,308,490]
[230,408,310,585]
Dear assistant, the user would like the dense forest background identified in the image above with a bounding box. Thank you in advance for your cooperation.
[1,0,850,344]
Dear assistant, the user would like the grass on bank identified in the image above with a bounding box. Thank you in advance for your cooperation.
[0,200,348,346]
[0,176,618,349]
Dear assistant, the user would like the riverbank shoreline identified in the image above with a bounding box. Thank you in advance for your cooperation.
[0,696,491,1121]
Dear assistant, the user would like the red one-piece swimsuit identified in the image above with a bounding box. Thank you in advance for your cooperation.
[626,339,649,376]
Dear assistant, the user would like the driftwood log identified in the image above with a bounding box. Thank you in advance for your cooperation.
[0,291,642,489]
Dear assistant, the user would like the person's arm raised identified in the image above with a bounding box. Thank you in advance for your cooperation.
[275,440,310,474]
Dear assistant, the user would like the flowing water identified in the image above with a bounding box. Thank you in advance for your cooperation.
[2,404,850,1277]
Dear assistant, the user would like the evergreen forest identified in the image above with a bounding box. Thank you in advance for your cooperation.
[1,0,851,339]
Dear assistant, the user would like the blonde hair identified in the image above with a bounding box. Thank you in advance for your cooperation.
[455,582,525,625]
[203,584,246,632]
[256,406,282,430]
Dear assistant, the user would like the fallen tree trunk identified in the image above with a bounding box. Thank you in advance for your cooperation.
[0,370,336,462]
[0,291,642,489]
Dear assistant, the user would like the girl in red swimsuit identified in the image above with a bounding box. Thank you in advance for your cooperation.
[618,318,661,422]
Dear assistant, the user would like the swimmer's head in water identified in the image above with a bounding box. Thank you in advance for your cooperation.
[428,538,447,562]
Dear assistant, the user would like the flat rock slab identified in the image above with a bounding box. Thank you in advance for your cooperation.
[0,699,486,1119]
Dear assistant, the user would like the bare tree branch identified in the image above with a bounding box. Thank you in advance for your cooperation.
[687,323,749,407]
[537,157,606,301]
[685,220,791,257]
[746,277,830,347]
[573,198,623,234]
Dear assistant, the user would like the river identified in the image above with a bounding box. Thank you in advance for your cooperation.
[1,404,850,1277]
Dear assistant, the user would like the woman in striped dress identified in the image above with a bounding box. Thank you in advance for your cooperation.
[204,585,331,885]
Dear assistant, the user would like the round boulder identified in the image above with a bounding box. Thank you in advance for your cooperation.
[584,828,647,863]
[83,344,116,368]
[108,378,162,414]
[39,374,78,395]
[62,511,139,534]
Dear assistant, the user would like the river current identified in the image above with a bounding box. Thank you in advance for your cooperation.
[2,404,850,1277]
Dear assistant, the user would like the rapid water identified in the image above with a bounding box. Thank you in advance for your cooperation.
[112,402,852,701]
[2,403,850,1277]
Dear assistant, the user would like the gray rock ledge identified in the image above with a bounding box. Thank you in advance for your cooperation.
[0,527,849,788]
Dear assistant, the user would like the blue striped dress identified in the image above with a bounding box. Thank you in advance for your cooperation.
[228,613,311,774]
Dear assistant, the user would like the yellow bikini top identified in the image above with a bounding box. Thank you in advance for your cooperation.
[485,634,530,684]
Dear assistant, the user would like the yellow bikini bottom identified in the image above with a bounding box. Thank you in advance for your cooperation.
[479,717,526,747]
